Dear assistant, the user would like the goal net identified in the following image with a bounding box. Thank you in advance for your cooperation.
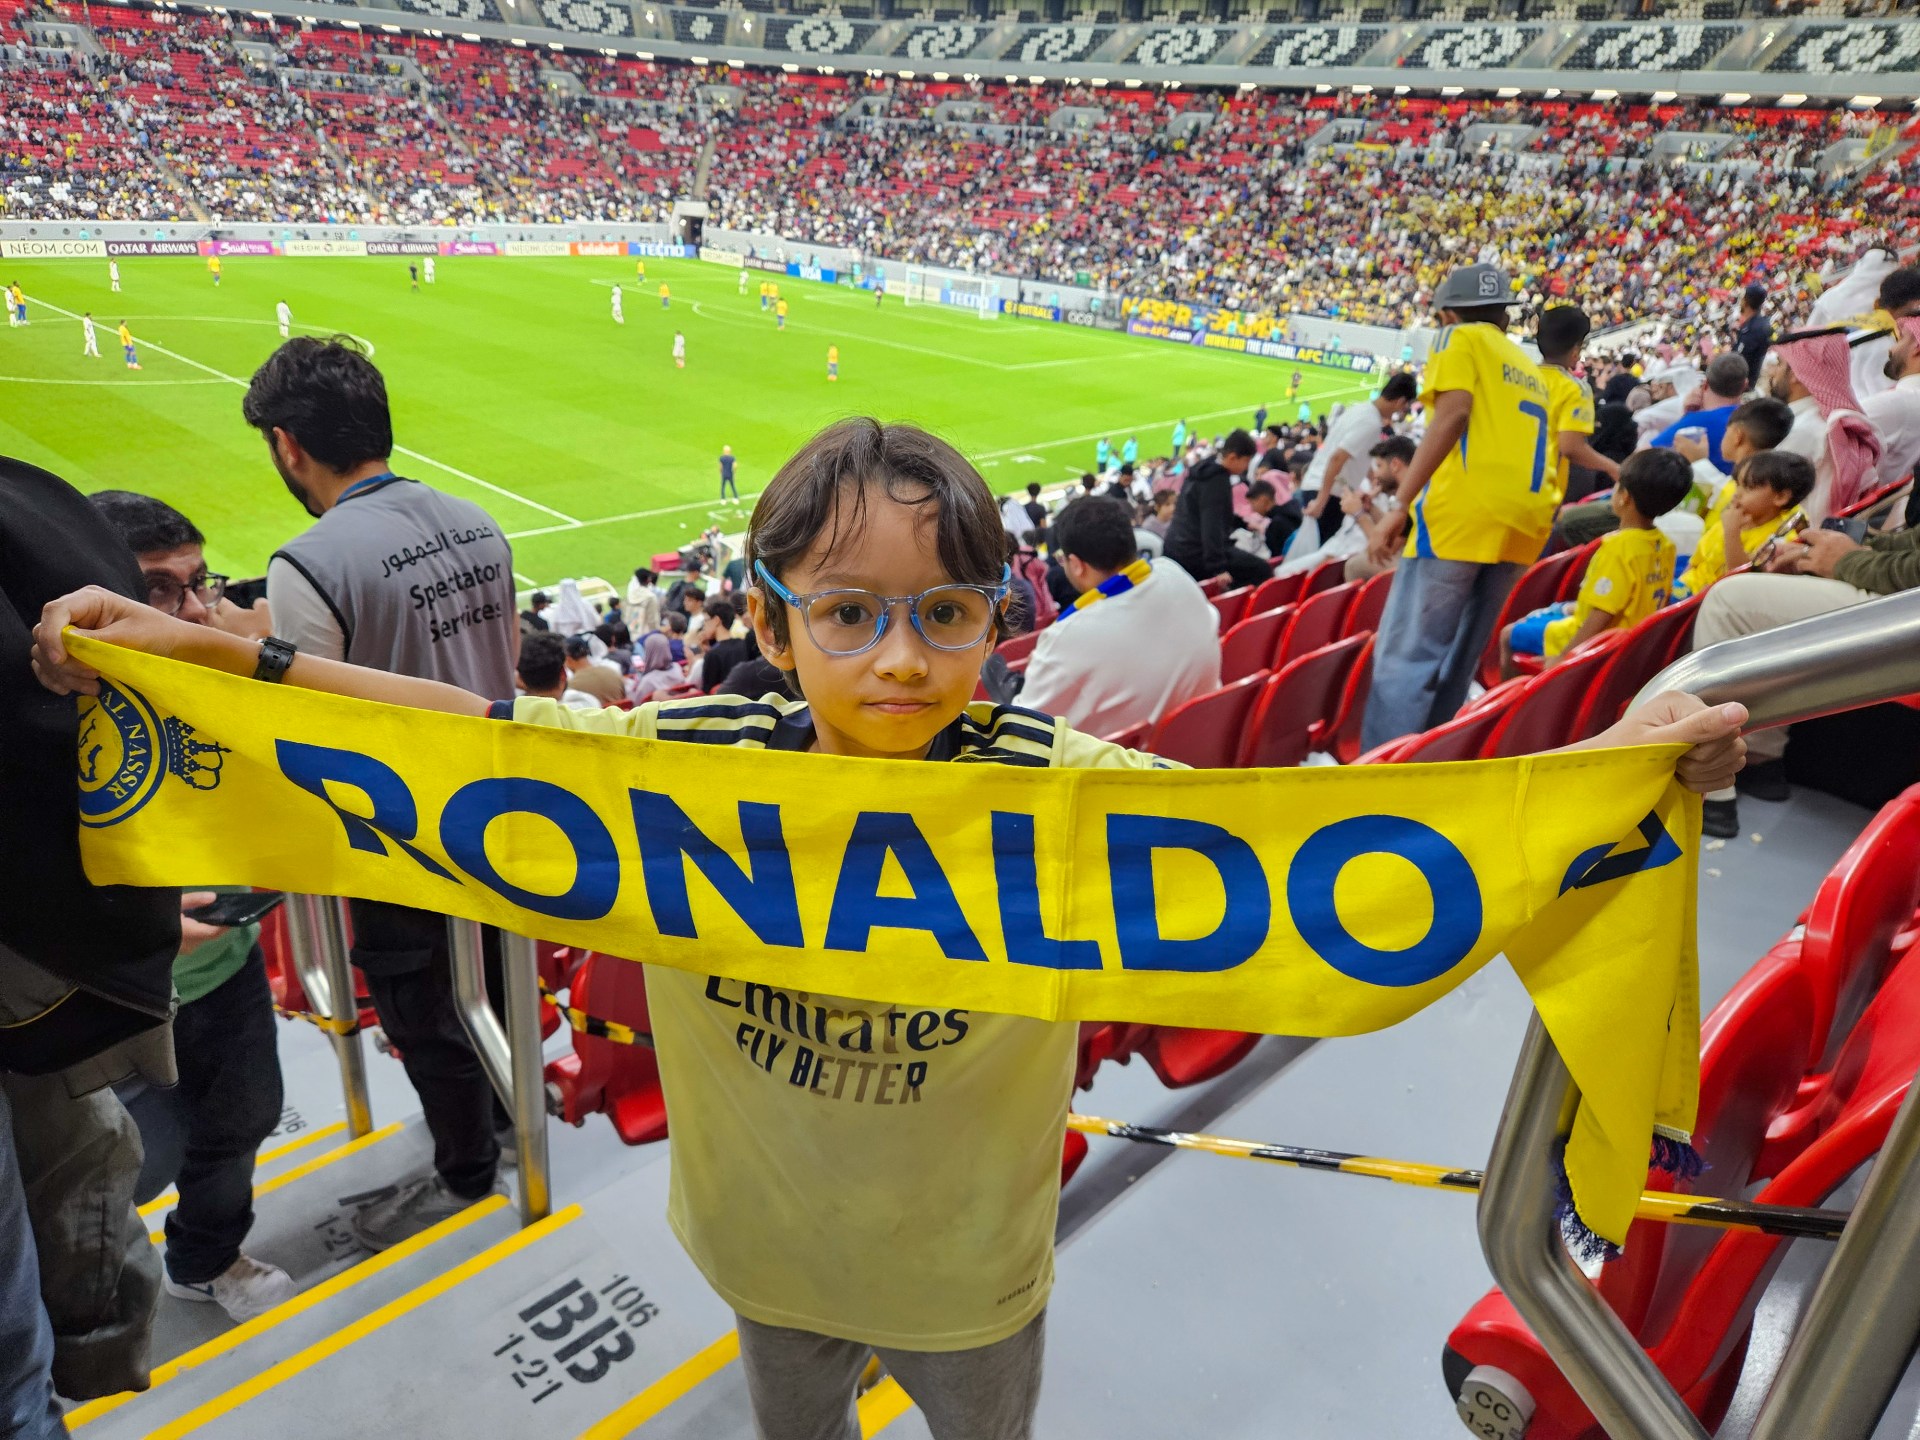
[901,269,1002,318]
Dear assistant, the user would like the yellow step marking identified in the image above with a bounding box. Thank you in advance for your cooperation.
[70,1195,508,1429]
[144,1204,584,1438]
[858,1378,915,1436]
[139,1123,350,1219]
[150,1123,402,1243]
[574,1330,741,1438]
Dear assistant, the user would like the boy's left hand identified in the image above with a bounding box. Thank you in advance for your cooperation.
[1580,691,1748,794]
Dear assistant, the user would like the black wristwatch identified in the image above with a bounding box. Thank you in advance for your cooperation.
[253,636,298,683]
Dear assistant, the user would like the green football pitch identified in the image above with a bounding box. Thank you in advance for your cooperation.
[1,255,1383,589]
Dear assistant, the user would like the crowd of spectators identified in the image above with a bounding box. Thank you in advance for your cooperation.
[8,5,1920,330]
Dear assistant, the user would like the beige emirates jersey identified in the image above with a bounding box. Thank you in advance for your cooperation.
[508,692,1174,1350]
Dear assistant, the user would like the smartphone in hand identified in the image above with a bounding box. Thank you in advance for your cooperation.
[185,891,286,929]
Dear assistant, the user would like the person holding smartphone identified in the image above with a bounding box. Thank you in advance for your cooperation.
[89,491,296,1324]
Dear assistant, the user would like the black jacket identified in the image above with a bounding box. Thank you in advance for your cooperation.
[0,456,179,1073]
[1163,458,1240,576]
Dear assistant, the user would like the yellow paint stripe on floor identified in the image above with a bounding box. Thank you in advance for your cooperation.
[144,1205,583,1439]
[139,1123,350,1219]
[858,1378,915,1436]
[70,1195,509,1429]
[574,1330,741,1438]
[150,1122,402,1243]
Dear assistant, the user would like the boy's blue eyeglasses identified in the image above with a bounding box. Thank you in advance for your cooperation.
[754,560,1011,658]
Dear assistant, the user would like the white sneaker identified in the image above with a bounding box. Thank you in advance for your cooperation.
[163,1254,297,1323]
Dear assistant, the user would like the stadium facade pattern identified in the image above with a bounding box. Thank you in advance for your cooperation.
[6,0,1920,98]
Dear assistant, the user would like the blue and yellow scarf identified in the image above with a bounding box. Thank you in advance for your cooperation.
[1058,557,1153,621]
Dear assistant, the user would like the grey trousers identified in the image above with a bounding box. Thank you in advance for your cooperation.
[2,1071,160,1402]
[735,1310,1045,1440]
[0,1086,64,1440]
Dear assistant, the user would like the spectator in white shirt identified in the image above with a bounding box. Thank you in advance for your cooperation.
[1863,316,1920,495]
[1297,372,1417,548]
[1016,497,1220,739]
[1280,436,1414,582]
[625,566,663,635]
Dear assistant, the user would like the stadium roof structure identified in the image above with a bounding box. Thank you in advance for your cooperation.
[100,1,1920,102]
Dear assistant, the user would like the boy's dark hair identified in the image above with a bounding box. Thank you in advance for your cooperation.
[1879,265,1920,315]
[1026,482,1041,498]
[1617,448,1694,520]
[562,634,594,660]
[706,598,736,629]
[1244,479,1277,503]
[89,490,203,556]
[682,586,706,605]
[1380,372,1418,403]
[1727,396,1795,453]
[1536,306,1591,362]
[240,336,392,473]
[1152,487,1177,507]
[1371,435,1418,465]
[632,566,655,585]
[516,631,567,692]
[747,418,1007,647]
[1221,428,1257,459]
[1049,497,1137,572]
[665,610,688,635]
[1736,450,1816,507]
[1742,284,1767,310]
[530,591,549,607]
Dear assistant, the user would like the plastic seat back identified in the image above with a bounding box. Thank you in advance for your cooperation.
[1569,597,1700,736]
[1475,541,1599,689]
[1343,569,1393,637]
[1486,630,1631,757]
[1275,581,1358,671]
[542,952,668,1146]
[1247,571,1304,615]
[1389,703,1507,763]
[1321,635,1376,765]
[1799,783,1920,1068]
[1210,585,1253,632]
[995,629,1040,666]
[1140,1027,1260,1088]
[1443,956,1817,1438]
[1299,556,1347,600]
[1220,606,1292,684]
[1236,636,1367,769]
[1146,670,1268,769]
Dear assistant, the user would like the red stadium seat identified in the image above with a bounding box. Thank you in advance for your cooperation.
[1210,585,1254,631]
[1139,1028,1261,1088]
[1343,569,1393,637]
[1300,557,1347,600]
[1236,635,1368,769]
[996,630,1041,666]
[1320,635,1376,765]
[1444,953,1820,1438]
[1274,581,1358,671]
[1247,572,1306,615]
[1103,720,1153,753]
[1476,542,1599,689]
[1074,1021,1152,1091]
[1485,630,1631,757]
[1388,688,1522,764]
[1219,605,1294,685]
[1568,594,1704,737]
[543,952,668,1146]
[1061,1129,1089,1185]
[1146,671,1268,769]
[1198,574,1230,598]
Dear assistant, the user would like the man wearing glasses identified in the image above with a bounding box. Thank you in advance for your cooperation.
[87,491,295,1324]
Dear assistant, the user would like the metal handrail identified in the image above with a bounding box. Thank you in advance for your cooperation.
[1479,585,1920,1440]
[282,893,373,1139]
[449,921,552,1227]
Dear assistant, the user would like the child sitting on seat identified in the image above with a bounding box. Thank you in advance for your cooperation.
[1502,448,1694,676]
[1675,449,1815,599]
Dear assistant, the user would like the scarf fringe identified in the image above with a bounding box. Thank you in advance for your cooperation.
[1549,1132,1705,1266]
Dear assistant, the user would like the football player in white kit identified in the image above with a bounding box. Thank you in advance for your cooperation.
[82,311,100,357]
[672,330,686,369]
[611,283,625,325]
[424,255,436,284]
[109,258,121,292]
[275,299,292,339]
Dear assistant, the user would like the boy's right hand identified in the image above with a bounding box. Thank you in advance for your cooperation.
[32,586,190,697]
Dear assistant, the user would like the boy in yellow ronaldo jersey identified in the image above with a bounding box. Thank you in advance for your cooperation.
[1536,306,1619,501]
[1501,448,1692,674]
[1361,265,1560,748]
[32,421,1751,1440]
[1676,450,1814,598]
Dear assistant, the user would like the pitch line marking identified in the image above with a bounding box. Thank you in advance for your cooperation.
[22,294,575,526]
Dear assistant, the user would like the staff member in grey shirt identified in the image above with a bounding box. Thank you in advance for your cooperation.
[247,337,519,1249]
